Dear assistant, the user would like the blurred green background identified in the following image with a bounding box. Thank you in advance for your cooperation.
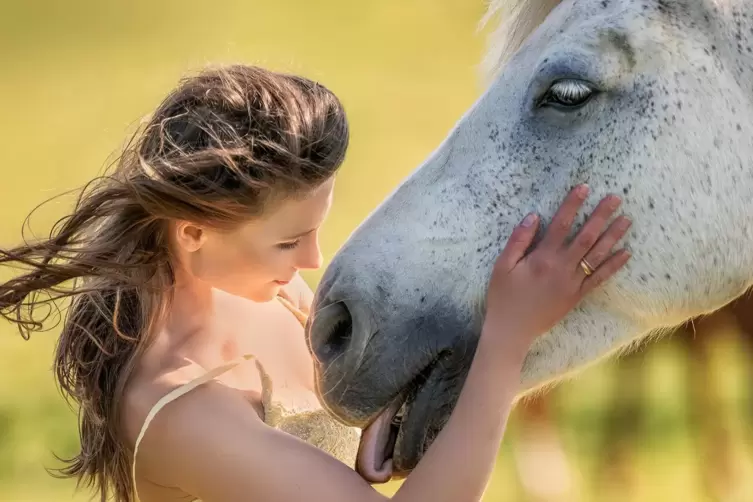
[1,1,752,501]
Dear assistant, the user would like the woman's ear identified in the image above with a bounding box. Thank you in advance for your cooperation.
[174,221,207,253]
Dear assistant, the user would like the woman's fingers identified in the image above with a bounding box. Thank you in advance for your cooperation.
[538,184,590,251]
[566,194,623,263]
[496,213,540,271]
[581,248,632,293]
[496,187,631,292]
[578,215,632,273]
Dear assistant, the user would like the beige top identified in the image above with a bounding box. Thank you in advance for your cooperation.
[131,295,362,501]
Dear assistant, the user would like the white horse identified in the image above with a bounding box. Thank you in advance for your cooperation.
[306,0,753,478]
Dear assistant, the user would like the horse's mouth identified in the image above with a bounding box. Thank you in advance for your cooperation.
[355,395,406,483]
[355,360,450,483]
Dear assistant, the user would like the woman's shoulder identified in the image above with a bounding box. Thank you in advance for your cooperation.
[123,358,223,446]
[125,359,264,487]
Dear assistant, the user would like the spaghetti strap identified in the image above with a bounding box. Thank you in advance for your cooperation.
[131,353,256,501]
[275,293,308,326]
[131,294,309,500]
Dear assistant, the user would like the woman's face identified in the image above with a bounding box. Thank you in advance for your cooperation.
[177,177,335,302]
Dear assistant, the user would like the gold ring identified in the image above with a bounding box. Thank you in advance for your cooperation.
[580,258,595,276]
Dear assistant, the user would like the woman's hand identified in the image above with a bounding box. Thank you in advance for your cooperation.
[483,184,632,353]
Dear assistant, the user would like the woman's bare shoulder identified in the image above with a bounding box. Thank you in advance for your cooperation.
[123,359,205,434]
[126,364,264,487]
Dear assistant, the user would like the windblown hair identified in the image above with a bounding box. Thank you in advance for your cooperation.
[0,64,349,502]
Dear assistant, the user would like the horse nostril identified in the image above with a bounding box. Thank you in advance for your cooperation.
[309,301,353,367]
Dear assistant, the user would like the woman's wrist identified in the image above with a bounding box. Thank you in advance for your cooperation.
[478,317,532,371]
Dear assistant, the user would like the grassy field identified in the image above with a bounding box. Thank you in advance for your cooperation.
[1,1,752,501]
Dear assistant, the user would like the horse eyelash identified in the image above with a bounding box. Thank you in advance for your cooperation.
[536,79,595,109]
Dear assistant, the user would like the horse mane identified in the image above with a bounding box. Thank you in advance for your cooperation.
[480,0,562,80]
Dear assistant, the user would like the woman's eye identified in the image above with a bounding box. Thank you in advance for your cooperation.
[278,240,300,250]
[538,79,595,109]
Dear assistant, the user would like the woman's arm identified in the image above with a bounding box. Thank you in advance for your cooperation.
[140,334,530,502]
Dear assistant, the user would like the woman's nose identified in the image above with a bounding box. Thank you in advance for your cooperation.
[297,241,323,270]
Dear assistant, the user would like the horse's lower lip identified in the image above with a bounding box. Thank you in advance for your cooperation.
[356,377,435,481]
[355,397,405,483]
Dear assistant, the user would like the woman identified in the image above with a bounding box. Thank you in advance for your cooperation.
[0,64,631,502]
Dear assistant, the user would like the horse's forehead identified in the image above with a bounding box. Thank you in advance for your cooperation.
[565,0,716,31]
[534,0,732,77]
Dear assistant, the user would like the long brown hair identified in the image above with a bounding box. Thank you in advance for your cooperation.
[0,64,349,502]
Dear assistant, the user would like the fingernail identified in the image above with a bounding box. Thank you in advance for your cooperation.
[577,184,590,197]
[521,213,537,227]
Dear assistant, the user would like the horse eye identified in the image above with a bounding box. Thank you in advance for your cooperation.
[538,79,596,109]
